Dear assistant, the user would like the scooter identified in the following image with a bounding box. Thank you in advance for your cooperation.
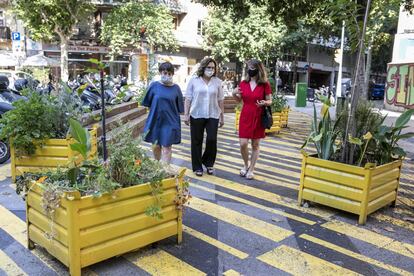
[0,76,15,164]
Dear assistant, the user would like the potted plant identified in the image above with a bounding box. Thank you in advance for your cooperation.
[234,93,289,133]
[298,98,414,224]
[17,119,189,276]
[0,87,97,181]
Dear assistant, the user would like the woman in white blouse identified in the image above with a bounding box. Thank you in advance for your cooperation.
[184,57,224,176]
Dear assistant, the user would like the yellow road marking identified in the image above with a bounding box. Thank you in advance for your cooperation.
[0,249,27,276]
[223,269,241,276]
[191,183,315,225]
[372,213,414,232]
[190,197,294,242]
[183,225,249,259]
[300,234,413,276]
[125,249,206,276]
[322,220,414,259]
[186,172,334,220]
[257,245,360,276]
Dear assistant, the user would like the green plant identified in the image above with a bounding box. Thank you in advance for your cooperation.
[302,98,341,160]
[270,94,288,113]
[0,87,83,155]
[371,109,414,164]
[235,102,243,112]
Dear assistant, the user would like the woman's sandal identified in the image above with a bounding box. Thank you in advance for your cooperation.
[240,167,249,177]
[245,171,254,180]
[195,170,203,177]
[206,167,214,175]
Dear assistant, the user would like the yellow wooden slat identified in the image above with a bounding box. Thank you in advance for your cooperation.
[27,208,68,246]
[0,249,27,276]
[125,249,206,276]
[304,165,366,189]
[257,245,360,276]
[300,234,413,276]
[322,220,414,259]
[303,176,364,201]
[191,183,316,225]
[190,197,293,242]
[183,225,249,259]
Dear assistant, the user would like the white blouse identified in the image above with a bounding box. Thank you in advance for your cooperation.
[185,76,224,119]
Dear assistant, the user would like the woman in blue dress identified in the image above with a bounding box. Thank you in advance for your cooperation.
[142,62,184,164]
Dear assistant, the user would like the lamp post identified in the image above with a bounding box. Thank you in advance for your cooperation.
[100,68,107,161]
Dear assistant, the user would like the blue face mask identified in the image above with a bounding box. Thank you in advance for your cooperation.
[161,75,173,84]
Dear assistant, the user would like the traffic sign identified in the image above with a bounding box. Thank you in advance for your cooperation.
[12,32,20,41]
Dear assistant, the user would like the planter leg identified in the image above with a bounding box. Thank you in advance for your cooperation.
[390,200,397,208]
[358,214,367,225]
[28,239,35,250]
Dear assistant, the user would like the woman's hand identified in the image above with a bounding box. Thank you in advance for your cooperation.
[219,116,224,128]
[184,114,190,126]
[256,100,266,107]
[232,87,242,98]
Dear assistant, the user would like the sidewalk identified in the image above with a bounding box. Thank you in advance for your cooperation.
[286,96,414,159]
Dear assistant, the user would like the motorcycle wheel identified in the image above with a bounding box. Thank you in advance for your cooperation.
[0,140,10,164]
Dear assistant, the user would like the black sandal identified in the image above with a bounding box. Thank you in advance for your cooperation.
[206,167,214,175]
[195,170,203,177]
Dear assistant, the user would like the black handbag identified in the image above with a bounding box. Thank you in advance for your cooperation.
[261,85,273,129]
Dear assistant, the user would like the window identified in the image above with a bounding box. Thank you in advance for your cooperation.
[172,17,178,30]
[197,20,205,36]
[0,26,11,40]
[0,11,4,18]
[0,19,4,27]
[0,10,4,27]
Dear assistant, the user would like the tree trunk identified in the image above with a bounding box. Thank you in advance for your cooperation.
[59,34,70,82]
[363,43,372,100]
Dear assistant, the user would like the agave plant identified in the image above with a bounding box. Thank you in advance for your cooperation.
[302,97,342,160]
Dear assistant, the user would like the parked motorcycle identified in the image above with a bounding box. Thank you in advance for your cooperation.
[0,75,15,164]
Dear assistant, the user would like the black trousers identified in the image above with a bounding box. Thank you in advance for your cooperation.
[190,117,219,172]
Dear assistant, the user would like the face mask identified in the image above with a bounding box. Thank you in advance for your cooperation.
[161,75,173,84]
[204,69,214,77]
[248,68,258,77]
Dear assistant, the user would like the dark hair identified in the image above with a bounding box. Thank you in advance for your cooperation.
[244,59,268,84]
[196,57,217,77]
[158,62,174,74]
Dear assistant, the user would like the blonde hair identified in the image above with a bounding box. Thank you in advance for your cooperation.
[244,59,268,84]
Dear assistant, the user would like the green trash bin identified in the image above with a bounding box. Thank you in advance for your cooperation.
[295,82,307,107]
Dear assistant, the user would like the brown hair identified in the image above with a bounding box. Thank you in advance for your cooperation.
[244,59,268,84]
[196,57,217,77]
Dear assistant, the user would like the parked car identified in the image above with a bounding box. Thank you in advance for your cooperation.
[0,70,37,90]
[369,83,385,100]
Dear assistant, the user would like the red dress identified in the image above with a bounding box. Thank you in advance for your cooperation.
[239,81,272,139]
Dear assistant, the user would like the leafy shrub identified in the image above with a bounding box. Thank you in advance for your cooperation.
[0,87,83,155]
[270,94,288,113]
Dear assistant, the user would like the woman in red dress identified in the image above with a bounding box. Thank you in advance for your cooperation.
[232,59,272,180]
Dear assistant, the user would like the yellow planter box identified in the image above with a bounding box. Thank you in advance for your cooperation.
[26,168,186,276]
[10,128,98,182]
[281,108,289,128]
[235,110,283,133]
[297,153,402,224]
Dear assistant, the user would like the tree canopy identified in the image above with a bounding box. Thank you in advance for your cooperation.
[204,4,286,62]
[100,1,178,57]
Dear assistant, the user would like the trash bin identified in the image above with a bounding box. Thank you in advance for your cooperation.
[307,88,315,102]
[295,82,307,107]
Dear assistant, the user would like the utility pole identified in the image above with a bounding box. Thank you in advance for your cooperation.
[335,21,346,117]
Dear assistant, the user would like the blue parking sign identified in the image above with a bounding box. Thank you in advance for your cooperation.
[12,32,21,41]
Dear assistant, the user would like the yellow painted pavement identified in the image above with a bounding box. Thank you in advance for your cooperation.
[257,245,361,276]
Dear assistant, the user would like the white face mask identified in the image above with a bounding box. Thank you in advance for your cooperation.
[161,75,173,84]
[204,69,214,77]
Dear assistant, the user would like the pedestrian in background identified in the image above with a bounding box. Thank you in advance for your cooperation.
[184,57,224,176]
[142,62,184,164]
[232,59,272,180]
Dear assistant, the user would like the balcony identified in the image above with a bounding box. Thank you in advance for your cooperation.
[154,0,188,14]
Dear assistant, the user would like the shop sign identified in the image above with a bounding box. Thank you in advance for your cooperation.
[386,63,414,109]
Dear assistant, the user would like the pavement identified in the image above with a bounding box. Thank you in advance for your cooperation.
[0,110,413,275]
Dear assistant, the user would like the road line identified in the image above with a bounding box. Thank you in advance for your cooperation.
[223,269,241,276]
[0,249,27,276]
[191,183,316,225]
[183,225,249,260]
[322,220,414,259]
[300,234,413,276]
[257,245,360,276]
[125,249,206,276]
[189,197,294,242]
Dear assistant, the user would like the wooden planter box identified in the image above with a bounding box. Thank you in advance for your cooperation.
[235,110,283,134]
[298,153,402,224]
[10,128,98,182]
[26,168,186,276]
[281,108,289,128]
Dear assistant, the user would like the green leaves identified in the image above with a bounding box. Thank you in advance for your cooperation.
[395,109,414,129]
[69,118,91,159]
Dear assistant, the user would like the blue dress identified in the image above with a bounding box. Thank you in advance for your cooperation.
[141,81,184,146]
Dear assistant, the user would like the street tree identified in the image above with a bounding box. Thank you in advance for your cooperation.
[100,1,178,57]
[204,4,286,64]
[12,0,93,82]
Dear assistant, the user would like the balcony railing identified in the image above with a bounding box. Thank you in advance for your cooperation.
[154,0,188,14]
